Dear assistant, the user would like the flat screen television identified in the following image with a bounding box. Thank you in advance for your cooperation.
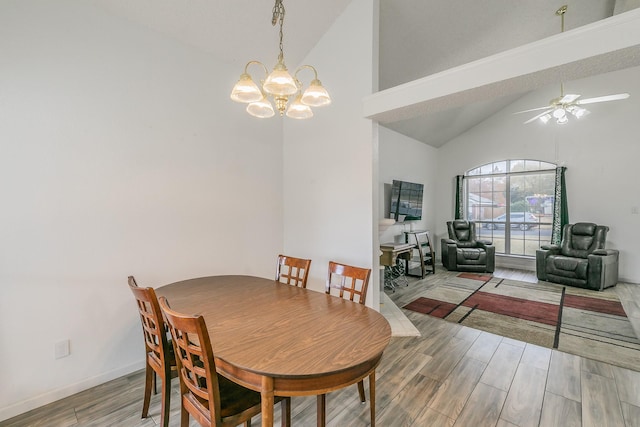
[390,179,424,221]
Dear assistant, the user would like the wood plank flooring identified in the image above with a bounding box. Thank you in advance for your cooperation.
[2,267,640,426]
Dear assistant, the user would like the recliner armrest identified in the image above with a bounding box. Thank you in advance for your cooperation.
[592,249,618,256]
[587,249,619,290]
[477,240,493,248]
[441,238,458,270]
[536,245,560,281]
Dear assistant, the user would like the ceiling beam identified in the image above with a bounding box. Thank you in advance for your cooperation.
[363,8,640,124]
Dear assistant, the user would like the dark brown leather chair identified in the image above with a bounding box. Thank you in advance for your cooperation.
[441,220,495,273]
[536,222,619,290]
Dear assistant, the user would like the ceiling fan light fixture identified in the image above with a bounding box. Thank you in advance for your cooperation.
[567,105,589,119]
[517,5,629,126]
[575,108,589,119]
[552,108,566,119]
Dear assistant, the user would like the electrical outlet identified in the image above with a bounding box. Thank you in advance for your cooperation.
[55,340,70,359]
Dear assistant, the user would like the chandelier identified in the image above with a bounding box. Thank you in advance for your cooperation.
[230,0,331,119]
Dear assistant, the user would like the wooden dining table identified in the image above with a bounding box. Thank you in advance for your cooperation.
[156,275,391,427]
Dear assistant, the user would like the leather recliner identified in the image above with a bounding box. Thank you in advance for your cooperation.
[441,220,495,273]
[536,222,619,291]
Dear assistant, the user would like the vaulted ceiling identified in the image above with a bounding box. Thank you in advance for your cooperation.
[95,0,640,147]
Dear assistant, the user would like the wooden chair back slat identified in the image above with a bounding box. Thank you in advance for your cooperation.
[128,276,175,427]
[276,254,312,288]
[159,297,223,424]
[325,261,371,305]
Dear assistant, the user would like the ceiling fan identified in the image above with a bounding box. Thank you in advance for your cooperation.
[515,5,630,125]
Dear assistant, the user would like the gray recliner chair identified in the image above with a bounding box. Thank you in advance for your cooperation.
[536,222,619,291]
[441,220,495,273]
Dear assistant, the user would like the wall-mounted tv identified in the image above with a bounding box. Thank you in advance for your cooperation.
[390,180,424,221]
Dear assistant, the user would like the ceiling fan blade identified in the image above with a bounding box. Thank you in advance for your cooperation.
[560,94,581,103]
[524,109,553,124]
[576,93,630,105]
[514,105,553,114]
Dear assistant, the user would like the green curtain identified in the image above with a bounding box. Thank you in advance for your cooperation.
[455,175,464,220]
[551,166,568,245]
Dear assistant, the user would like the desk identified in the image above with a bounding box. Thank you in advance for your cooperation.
[380,243,414,290]
[157,275,391,427]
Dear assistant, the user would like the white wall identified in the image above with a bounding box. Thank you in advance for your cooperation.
[378,127,439,246]
[282,0,379,306]
[436,66,640,282]
[0,0,283,420]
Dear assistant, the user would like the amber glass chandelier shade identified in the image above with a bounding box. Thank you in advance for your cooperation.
[230,73,263,103]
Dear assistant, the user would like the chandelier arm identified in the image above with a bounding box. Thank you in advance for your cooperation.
[294,65,319,83]
[244,60,269,79]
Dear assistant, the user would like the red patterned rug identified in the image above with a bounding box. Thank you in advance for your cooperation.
[403,272,640,371]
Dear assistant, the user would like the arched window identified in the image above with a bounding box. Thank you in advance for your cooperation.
[465,160,556,257]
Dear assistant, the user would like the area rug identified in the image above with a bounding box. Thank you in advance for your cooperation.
[403,272,640,371]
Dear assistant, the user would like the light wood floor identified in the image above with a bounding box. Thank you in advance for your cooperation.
[3,267,640,427]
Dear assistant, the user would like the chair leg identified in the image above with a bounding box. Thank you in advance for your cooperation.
[142,361,153,418]
[357,380,366,403]
[180,406,189,427]
[317,394,326,427]
[281,397,291,427]
[159,371,171,427]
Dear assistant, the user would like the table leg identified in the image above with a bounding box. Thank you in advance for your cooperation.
[281,397,291,427]
[316,394,326,427]
[261,377,275,427]
[369,372,376,427]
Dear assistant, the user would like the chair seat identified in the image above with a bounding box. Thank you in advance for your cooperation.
[546,255,588,280]
[183,375,264,424]
[457,248,486,264]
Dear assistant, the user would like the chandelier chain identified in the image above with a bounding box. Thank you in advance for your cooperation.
[272,0,286,63]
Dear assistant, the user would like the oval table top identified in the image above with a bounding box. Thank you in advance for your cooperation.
[156,275,392,380]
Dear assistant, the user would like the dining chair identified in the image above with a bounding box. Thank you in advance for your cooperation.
[321,261,373,425]
[275,254,312,288]
[158,296,291,427]
[128,276,176,427]
[325,260,371,304]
